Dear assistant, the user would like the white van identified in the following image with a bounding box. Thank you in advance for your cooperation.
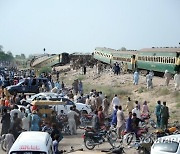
[9,131,54,154]
[151,134,180,154]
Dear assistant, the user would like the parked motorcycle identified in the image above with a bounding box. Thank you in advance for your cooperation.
[82,127,117,150]
[0,134,7,152]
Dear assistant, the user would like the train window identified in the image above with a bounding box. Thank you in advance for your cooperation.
[165,57,168,63]
[160,57,162,63]
[173,57,176,64]
[145,56,147,61]
[162,57,164,63]
[153,57,156,62]
[164,57,166,63]
[157,57,160,62]
[151,57,153,61]
[169,57,172,63]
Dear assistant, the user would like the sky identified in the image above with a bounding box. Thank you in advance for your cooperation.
[0,0,180,56]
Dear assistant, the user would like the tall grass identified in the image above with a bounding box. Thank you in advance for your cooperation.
[83,84,131,100]
[155,88,170,96]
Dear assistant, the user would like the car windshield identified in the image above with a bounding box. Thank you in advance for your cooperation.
[16,81,25,86]
[153,141,179,153]
[10,151,46,154]
[30,93,58,100]
[62,98,74,105]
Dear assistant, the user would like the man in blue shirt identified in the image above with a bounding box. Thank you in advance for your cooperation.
[126,112,133,132]
[111,105,118,127]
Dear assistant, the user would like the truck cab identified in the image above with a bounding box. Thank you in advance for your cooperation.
[6,78,49,95]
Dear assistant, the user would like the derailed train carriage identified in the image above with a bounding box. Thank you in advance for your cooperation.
[93,47,180,74]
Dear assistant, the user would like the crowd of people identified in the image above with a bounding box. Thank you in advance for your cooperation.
[133,69,180,90]
[0,64,179,153]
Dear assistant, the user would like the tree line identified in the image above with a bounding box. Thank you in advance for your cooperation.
[0,45,27,61]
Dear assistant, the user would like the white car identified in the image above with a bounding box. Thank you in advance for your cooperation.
[28,94,92,115]
[52,97,92,114]
[151,134,180,154]
[26,92,59,103]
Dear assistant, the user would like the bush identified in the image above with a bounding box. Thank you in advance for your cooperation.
[39,66,51,75]
[77,75,86,81]
[83,84,131,100]
[138,87,147,93]
[155,88,170,96]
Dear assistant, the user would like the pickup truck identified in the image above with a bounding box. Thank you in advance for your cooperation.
[6,78,49,95]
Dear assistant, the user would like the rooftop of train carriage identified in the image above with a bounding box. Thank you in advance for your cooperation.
[139,47,180,52]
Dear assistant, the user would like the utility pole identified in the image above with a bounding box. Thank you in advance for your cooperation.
[43,48,46,54]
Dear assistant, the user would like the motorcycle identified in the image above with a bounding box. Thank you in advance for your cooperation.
[0,134,7,152]
[82,127,117,150]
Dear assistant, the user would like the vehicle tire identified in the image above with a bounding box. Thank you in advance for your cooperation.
[124,133,136,145]
[108,130,118,142]
[84,138,95,150]
[1,140,6,152]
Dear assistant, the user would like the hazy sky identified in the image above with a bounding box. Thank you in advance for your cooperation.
[0,0,180,56]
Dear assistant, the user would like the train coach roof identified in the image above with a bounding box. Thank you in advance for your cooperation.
[95,47,137,54]
[139,48,180,52]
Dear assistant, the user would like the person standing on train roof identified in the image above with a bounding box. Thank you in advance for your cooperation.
[133,70,139,85]
[174,71,180,90]
[164,70,172,86]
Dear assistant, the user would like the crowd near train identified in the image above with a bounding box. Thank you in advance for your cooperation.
[0,48,179,154]
[93,47,180,74]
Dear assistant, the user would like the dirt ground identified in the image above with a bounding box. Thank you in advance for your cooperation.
[0,65,179,154]
[57,65,180,121]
